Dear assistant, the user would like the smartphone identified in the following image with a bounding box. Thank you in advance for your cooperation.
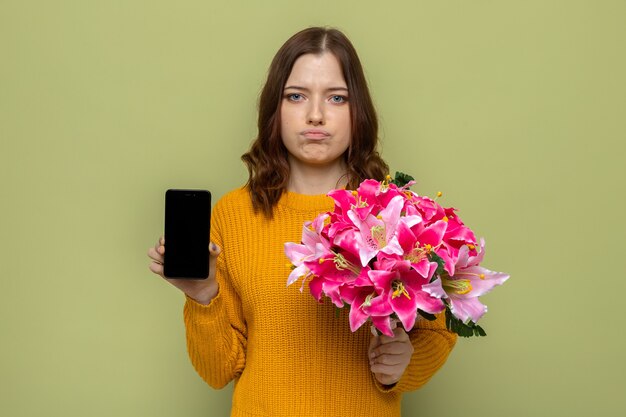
[163,189,211,279]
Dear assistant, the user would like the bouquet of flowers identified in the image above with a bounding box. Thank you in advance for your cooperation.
[285,173,510,337]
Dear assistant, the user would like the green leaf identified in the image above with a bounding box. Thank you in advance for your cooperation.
[428,252,447,278]
[418,309,437,321]
[445,307,487,338]
[390,171,415,188]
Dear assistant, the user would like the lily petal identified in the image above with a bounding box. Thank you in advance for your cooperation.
[422,277,446,299]
[286,264,308,287]
[451,266,510,297]
[449,296,488,323]
[390,287,418,331]
[413,289,446,315]
[370,315,394,337]
[308,275,324,302]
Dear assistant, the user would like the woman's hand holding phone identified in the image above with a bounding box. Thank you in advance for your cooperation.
[148,236,221,305]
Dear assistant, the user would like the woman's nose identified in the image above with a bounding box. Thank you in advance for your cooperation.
[307,100,324,125]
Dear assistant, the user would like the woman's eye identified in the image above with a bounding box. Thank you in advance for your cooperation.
[287,93,303,101]
[330,95,347,104]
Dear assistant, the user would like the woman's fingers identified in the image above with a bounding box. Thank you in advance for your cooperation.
[155,237,165,256]
[147,246,164,263]
[147,237,221,305]
[147,246,164,277]
[148,237,166,276]
[370,363,397,374]
[369,363,400,381]
[147,247,160,262]
[371,327,411,360]
[369,325,413,386]
[372,341,409,357]
[208,242,220,279]
[370,342,409,369]
[147,239,221,277]
[148,260,164,276]
[209,241,221,256]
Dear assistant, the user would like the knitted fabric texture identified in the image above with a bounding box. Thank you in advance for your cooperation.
[184,187,457,417]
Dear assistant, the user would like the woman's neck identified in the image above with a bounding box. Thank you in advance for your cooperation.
[287,160,348,195]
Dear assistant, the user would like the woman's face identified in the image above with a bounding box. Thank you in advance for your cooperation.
[280,52,351,172]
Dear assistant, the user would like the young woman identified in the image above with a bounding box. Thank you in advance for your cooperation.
[148,27,456,417]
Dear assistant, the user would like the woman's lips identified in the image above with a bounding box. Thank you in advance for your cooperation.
[301,129,331,139]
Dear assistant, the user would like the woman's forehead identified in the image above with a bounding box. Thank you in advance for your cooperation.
[285,53,347,88]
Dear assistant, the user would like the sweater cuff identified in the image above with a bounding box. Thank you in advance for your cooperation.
[372,374,398,393]
[184,291,224,324]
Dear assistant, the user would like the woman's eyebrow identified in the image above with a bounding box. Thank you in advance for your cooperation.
[283,85,349,92]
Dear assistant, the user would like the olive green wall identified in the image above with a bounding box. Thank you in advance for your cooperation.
[1,1,624,416]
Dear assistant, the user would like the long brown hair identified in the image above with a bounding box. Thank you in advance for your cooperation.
[241,27,388,218]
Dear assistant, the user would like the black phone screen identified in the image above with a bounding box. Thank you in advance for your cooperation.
[163,189,211,279]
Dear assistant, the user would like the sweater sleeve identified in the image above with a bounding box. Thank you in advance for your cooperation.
[374,313,457,394]
[183,199,247,389]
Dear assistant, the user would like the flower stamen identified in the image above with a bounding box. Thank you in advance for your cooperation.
[443,278,473,295]
[333,252,361,275]
[454,271,486,280]
[392,281,411,300]
[380,175,392,192]
[360,292,376,308]
[371,225,386,248]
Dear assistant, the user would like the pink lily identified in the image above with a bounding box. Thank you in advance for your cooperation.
[346,195,422,267]
[411,195,445,223]
[433,208,477,275]
[358,178,409,209]
[306,250,368,307]
[284,214,332,288]
[327,188,355,212]
[368,261,445,334]
[441,239,509,323]
[396,219,447,279]
[340,280,390,334]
